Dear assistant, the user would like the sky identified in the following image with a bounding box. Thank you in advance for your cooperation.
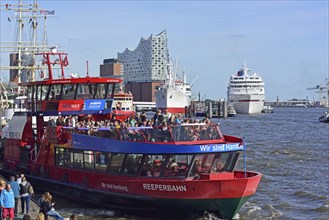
[1,0,328,101]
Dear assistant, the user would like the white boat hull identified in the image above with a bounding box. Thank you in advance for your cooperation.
[228,94,264,114]
[155,88,190,114]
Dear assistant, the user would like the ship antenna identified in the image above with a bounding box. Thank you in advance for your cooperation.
[86,60,89,77]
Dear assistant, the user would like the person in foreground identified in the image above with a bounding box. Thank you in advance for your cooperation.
[41,193,65,220]
[0,183,15,220]
[8,176,20,216]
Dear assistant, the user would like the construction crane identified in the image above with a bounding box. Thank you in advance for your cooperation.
[306,79,329,107]
[307,85,320,91]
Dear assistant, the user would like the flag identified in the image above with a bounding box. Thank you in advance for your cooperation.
[63,56,69,67]
[40,10,55,15]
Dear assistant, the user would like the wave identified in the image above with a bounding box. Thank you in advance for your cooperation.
[293,190,328,202]
[312,204,329,213]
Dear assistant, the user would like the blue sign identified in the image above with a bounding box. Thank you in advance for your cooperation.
[72,134,244,154]
[84,100,105,110]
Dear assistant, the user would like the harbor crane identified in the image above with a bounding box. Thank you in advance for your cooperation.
[306,79,329,107]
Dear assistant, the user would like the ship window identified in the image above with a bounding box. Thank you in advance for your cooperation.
[188,154,216,177]
[211,153,226,172]
[63,148,74,168]
[210,152,240,173]
[36,84,49,110]
[55,147,65,166]
[95,152,111,173]
[139,154,166,177]
[105,84,115,99]
[122,154,143,176]
[48,84,63,100]
[26,86,34,99]
[83,151,94,170]
[76,84,94,99]
[225,152,240,172]
[174,124,221,142]
[108,153,125,174]
[163,154,193,178]
[73,150,84,169]
[95,83,106,99]
[63,84,76,100]
[146,129,173,143]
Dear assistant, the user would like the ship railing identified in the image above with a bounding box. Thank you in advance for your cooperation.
[61,123,225,144]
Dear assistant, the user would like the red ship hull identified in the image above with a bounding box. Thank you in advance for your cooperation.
[0,167,261,219]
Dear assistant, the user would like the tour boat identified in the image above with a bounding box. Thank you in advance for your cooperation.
[0,52,261,219]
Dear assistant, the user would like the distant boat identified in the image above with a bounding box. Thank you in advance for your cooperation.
[227,105,237,117]
[261,105,274,113]
[293,103,308,108]
[227,63,265,114]
[155,60,191,114]
[111,92,135,121]
[319,111,329,123]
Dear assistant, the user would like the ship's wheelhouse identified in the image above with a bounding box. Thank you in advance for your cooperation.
[20,78,121,116]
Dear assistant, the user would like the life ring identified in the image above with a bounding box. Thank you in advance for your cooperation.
[82,177,88,187]
[63,173,69,183]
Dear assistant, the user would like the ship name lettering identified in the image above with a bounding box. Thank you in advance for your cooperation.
[143,184,187,192]
[101,183,128,192]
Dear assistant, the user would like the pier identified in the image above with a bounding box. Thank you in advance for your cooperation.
[133,101,156,112]
[189,99,228,118]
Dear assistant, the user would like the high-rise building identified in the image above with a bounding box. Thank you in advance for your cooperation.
[99,58,124,92]
[117,30,168,101]
[100,58,123,78]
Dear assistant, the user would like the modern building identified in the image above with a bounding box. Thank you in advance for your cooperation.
[118,30,168,102]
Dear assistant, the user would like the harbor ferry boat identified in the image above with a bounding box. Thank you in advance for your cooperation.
[0,52,261,219]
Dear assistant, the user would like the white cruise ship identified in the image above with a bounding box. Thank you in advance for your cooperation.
[227,63,265,114]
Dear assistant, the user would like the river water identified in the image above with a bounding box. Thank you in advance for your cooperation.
[52,107,329,220]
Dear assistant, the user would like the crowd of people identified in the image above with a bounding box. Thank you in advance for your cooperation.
[0,173,34,220]
[0,174,76,220]
[50,109,219,143]
[51,109,213,130]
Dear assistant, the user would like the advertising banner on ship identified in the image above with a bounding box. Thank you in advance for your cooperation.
[58,100,84,111]
[72,134,244,154]
[84,100,105,111]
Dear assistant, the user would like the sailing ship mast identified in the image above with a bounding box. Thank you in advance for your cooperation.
[0,0,54,92]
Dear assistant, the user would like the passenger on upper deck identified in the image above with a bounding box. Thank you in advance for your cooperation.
[163,110,172,122]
